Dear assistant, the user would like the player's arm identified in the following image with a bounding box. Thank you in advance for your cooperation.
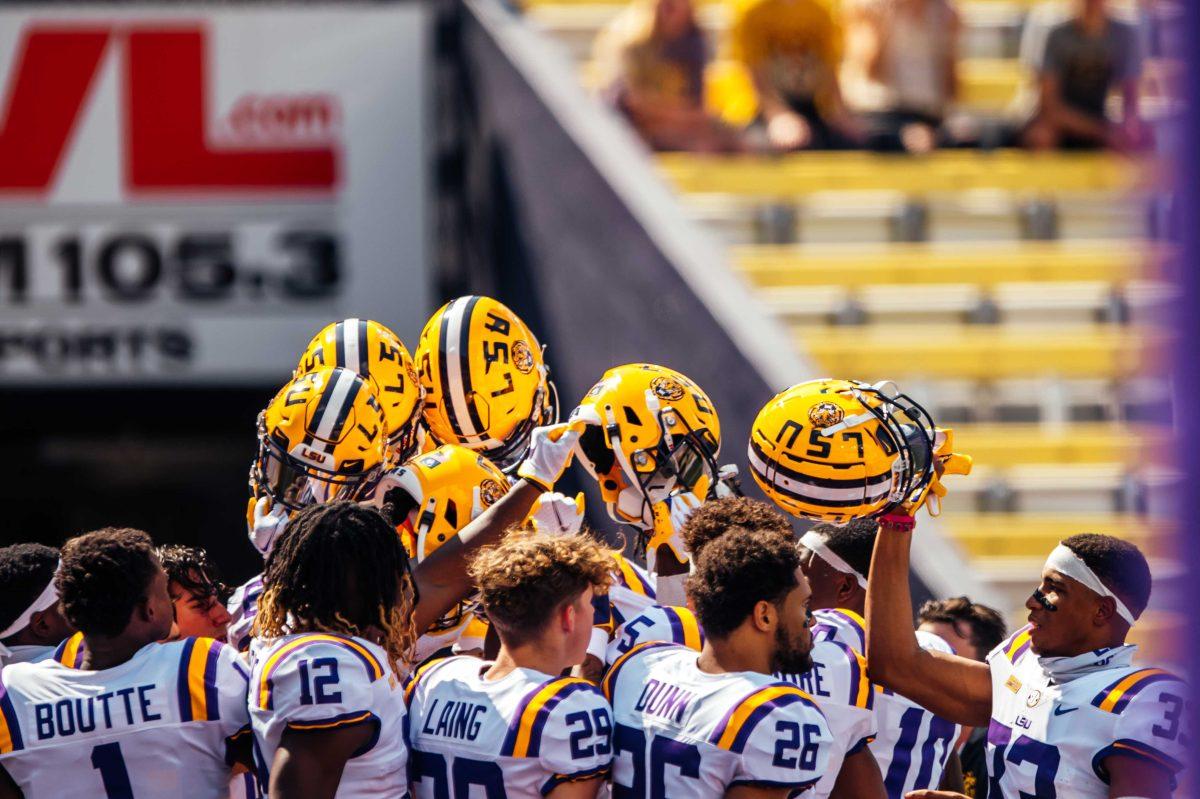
[1106,755,1174,799]
[413,422,581,632]
[865,519,992,727]
[830,748,886,799]
[269,723,376,799]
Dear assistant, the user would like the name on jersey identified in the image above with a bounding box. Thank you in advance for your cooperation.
[35,684,162,741]
[634,680,696,724]
[778,664,828,698]
[420,699,488,741]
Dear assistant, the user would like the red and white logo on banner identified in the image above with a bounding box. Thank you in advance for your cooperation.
[0,24,340,195]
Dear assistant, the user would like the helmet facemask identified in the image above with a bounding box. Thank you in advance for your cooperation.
[847,381,936,514]
[253,430,379,513]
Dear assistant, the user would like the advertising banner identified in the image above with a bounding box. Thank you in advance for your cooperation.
[0,5,429,383]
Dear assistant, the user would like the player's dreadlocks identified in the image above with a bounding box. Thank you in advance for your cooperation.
[255,501,417,675]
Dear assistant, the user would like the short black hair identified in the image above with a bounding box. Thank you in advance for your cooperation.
[1062,533,1152,618]
[157,544,229,604]
[917,596,1007,657]
[0,544,60,634]
[809,517,878,578]
[680,497,793,558]
[58,528,159,638]
[687,526,801,638]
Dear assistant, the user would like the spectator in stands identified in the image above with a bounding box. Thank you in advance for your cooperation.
[730,0,862,149]
[594,0,741,151]
[1023,0,1149,151]
[158,543,233,640]
[917,596,1007,799]
[840,0,963,152]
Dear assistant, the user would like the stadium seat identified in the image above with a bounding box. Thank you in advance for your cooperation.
[941,513,1175,559]
[800,325,1166,380]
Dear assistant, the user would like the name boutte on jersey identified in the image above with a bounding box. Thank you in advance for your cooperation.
[35,683,162,740]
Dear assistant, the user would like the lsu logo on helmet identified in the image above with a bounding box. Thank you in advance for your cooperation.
[415,296,557,470]
[748,378,959,522]
[572,363,720,529]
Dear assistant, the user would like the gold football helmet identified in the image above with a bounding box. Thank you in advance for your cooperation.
[571,364,721,529]
[748,378,961,522]
[368,444,510,630]
[253,367,388,511]
[296,319,423,465]
[415,296,557,470]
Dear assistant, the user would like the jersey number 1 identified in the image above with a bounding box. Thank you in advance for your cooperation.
[92,741,134,799]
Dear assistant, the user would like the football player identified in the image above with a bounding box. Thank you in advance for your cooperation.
[868,519,1189,799]
[406,532,615,798]
[363,443,514,664]
[605,526,833,797]
[230,365,392,651]
[607,497,886,799]
[799,520,963,798]
[249,502,417,798]
[0,529,251,798]
[916,597,1008,798]
[157,544,233,641]
[0,543,73,668]
[572,363,738,609]
[416,296,557,471]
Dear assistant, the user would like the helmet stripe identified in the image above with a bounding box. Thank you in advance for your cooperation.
[456,297,486,436]
[312,369,360,443]
[441,297,483,439]
[748,441,892,506]
[333,320,346,368]
[343,317,364,376]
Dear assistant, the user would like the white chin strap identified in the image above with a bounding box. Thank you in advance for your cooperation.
[1045,544,1138,625]
[799,531,868,590]
[0,570,60,640]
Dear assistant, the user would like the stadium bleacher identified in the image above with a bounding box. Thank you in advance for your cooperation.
[527,0,1179,660]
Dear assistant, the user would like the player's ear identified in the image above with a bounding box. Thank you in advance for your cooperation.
[560,599,577,634]
[752,599,777,633]
[1094,595,1117,626]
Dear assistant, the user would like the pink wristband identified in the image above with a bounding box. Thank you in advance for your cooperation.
[878,513,915,532]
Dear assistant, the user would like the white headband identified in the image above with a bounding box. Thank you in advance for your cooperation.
[799,530,868,590]
[1045,544,1137,625]
[0,573,60,640]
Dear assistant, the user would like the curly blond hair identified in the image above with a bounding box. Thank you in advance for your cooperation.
[253,502,416,677]
[469,530,613,646]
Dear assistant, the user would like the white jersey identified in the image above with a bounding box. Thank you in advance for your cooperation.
[811,607,866,654]
[986,625,1189,798]
[226,574,264,653]
[406,656,613,796]
[0,644,57,669]
[249,633,407,798]
[606,605,704,667]
[412,610,487,666]
[0,636,249,798]
[869,631,962,798]
[779,640,877,799]
[608,554,657,627]
[605,642,833,795]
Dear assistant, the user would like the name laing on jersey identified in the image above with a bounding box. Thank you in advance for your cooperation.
[34,683,161,741]
[634,679,698,724]
[777,663,831,699]
[420,699,488,742]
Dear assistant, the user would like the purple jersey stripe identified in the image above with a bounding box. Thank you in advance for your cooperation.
[177,638,197,722]
[203,639,222,721]
[0,673,24,752]
[663,607,686,645]
[729,692,819,754]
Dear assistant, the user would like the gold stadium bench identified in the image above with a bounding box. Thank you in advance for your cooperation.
[657,151,1156,197]
[952,423,1169,467]
[942,513,1175,559]
[800,325,1167,380]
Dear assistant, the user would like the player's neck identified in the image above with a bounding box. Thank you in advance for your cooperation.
[78,633,154,671]
[833,592,865,618]
[697,636,772,677]
[485,641,567,681]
